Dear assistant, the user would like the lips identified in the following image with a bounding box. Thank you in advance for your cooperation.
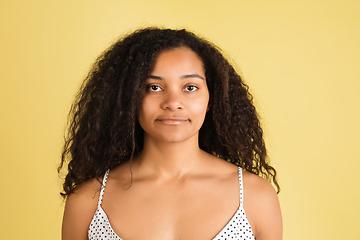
[155,117,189,124]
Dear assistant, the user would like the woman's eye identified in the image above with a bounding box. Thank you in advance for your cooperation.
[184,85,198,92]
[148,85,162,92]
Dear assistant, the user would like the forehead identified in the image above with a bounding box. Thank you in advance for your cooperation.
[150,47,205,76]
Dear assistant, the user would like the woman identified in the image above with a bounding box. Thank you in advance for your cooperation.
[59,28,282,240]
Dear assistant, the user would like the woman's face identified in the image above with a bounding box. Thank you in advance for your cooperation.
[138,47,209,144]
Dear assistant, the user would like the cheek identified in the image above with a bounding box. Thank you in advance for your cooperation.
[138,98,156,127]
[190,96,209,119]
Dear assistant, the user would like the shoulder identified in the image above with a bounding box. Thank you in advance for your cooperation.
[242,170,283,240]
[242,170,277,198]
[62,177,102,240]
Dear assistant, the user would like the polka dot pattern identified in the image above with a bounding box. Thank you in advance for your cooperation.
[88,167,254,240]
[88,207,119,239]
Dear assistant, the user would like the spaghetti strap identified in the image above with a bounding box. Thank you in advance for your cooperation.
[89,166,255,240]
[238,167,244,208]
[97,169,110,208]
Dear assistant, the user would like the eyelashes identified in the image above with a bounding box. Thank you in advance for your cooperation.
[147,85,162,92]
[184,85,198,92]
[146,84,199,92]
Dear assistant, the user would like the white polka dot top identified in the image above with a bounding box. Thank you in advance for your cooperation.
[88,167,254,240]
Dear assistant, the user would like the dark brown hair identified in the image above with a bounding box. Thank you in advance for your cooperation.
[58,27,279,198]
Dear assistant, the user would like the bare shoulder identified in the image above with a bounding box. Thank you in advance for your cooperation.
[62,177,102,240]
[204,152,240,174]
[242,171,283,240]
[242,170,278,201]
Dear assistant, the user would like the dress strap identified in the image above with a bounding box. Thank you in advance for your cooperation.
[238,167,244,208]
[98,169,110,208]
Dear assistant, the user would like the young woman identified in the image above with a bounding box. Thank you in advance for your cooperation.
[59,28,282,240]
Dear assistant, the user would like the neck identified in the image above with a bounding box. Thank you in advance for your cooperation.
[134,134,206,180]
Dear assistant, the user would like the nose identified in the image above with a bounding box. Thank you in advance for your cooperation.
[160,90,183,111]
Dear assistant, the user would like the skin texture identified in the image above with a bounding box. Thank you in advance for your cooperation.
[62,47,282,240]
[138,47,209,145]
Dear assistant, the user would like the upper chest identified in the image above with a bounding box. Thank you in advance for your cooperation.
[101,172,241,240]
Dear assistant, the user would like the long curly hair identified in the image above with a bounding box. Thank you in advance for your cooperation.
[58,27,279,198]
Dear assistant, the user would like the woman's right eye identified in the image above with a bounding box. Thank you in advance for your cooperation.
[147,85,162,92]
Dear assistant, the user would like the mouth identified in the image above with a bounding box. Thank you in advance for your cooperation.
[155,117,189,125]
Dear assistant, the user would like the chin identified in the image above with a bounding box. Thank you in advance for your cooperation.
[150,131,198,144]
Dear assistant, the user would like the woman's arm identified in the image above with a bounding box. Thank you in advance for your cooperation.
[243,171,283,240]
[62,179,100,240]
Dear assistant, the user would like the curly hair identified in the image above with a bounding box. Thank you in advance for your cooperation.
[58,27,280,198]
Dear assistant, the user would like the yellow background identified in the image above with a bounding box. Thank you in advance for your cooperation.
[1,0,359,239]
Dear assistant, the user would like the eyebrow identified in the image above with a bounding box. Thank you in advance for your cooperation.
[182,74,205,80]
[148,74,205,80]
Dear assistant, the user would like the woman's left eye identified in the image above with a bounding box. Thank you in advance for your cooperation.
[184,85,198,92]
